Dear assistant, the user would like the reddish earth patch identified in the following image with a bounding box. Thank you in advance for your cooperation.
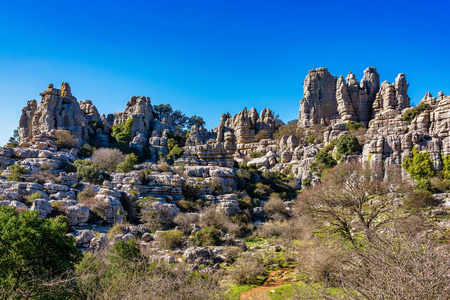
[240,268,295,300]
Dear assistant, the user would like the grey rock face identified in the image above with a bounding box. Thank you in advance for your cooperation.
[19,83,89,146]
[298,67,381,127]
[30,199,52,219]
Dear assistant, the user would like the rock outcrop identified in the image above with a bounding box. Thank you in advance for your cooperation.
[19,83,89,147]
[298,67,381,127]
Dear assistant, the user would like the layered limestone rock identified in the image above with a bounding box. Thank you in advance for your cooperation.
[298,67,381,127]
[19,83,89,147]
[364,91,450,175]
[222,108,276,144]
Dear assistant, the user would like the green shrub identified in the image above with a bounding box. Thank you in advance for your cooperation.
[403,103,432,123]
[88,120,104,131]
[402,147,435,180]
[0,207,82,298]
[55,129,79,150]
[73,160,101,184]
[441,154,450,179]
[116,153,138,173]
[111,117,134,144]
[156,229,184,250]
[166,138,184,164]
[182,182,202,201]
[345,122,364,131]
[335,134,361,160]
[307,136,316,144]
[249,151,262,159]
[79,144,95,158]
[190,226,222,246]
[310,152,337,176]
[158,162,172,172]
[24,192,43,207]
[415,178,435,192]
[107,238,142,267]
[302,178,312,188]
[7,164,27,181]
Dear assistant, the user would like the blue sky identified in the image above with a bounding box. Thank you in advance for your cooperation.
[0,0,449,144]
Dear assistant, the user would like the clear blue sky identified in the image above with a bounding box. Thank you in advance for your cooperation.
[0,0,449,144]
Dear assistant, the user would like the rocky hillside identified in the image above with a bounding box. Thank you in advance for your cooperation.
[1,67,449,249]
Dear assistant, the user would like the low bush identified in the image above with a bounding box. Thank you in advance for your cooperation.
[309,151,337,176]
[55,129,78,149]
[7,164,27,181]
[156,229,184,250]
[24,192,43,207]
[190,226,222,246]
[402,102,432,123]
[79,144,94,158]
[335,134,361,160]
[174,213,199,233]
[73,160,101,184]
[406,189,437,211]
[249,151,262,159]
[345,122,364,131]
[116,153,138,173]
[229,252,266,285]
[92,148,126,172]
[264,194,290,221]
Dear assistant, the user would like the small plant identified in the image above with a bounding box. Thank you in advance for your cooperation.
[345,122,364,131]
[335,134,361,160]
[158,162,171,173]
[190,226,222,246]
[155,229,184,250]
[73,160,101,184]
[264,194,289,221]
[302,178,312,188]
[7,164,27,181]
[116,153,138,173]
[249,151,262,159]
[92,148,126,172]
[111,117,134,144]
[307,136,316,144]
[24,192,43,207]
[310,151,337,176]
[229,252,265,285]
[55,129,78,150]
[403,102,432,123]
[79,144,95,158]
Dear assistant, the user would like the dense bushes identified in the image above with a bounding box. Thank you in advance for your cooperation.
[55,129,79,149]
[335,134,361,160]
[156,229,184,250]
[92,147,126,172]
[402,147,435,180]
[111,117,134,144]
[403,102,432,123]
[166,138,184,164]
[309,151,337,176]
[0,207,82,299]
[190,226,222,246]
[116,153,138,173]
[7,164,27,181]
[73,160,101,184]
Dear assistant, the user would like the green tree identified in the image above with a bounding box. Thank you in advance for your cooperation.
[402,103,433,123]
[116,153,138,173]
[73,160,101,183]
[111,117,134,144]
[402,147,435,180]
[310,151,337,176]
[0,207,82,299]
[188,115,205,128]
[7,164,27,181]
[336,134,361,160]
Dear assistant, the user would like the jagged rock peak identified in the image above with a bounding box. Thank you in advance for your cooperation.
[298,67,384,128]
[18,82,89,147]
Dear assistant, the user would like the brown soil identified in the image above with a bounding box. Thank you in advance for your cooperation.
[240,268,295,300]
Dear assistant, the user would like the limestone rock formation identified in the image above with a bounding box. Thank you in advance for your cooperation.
[23,83,89,146]
[298,67,381,127]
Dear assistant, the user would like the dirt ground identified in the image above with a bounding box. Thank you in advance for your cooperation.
[240,268,295,300]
